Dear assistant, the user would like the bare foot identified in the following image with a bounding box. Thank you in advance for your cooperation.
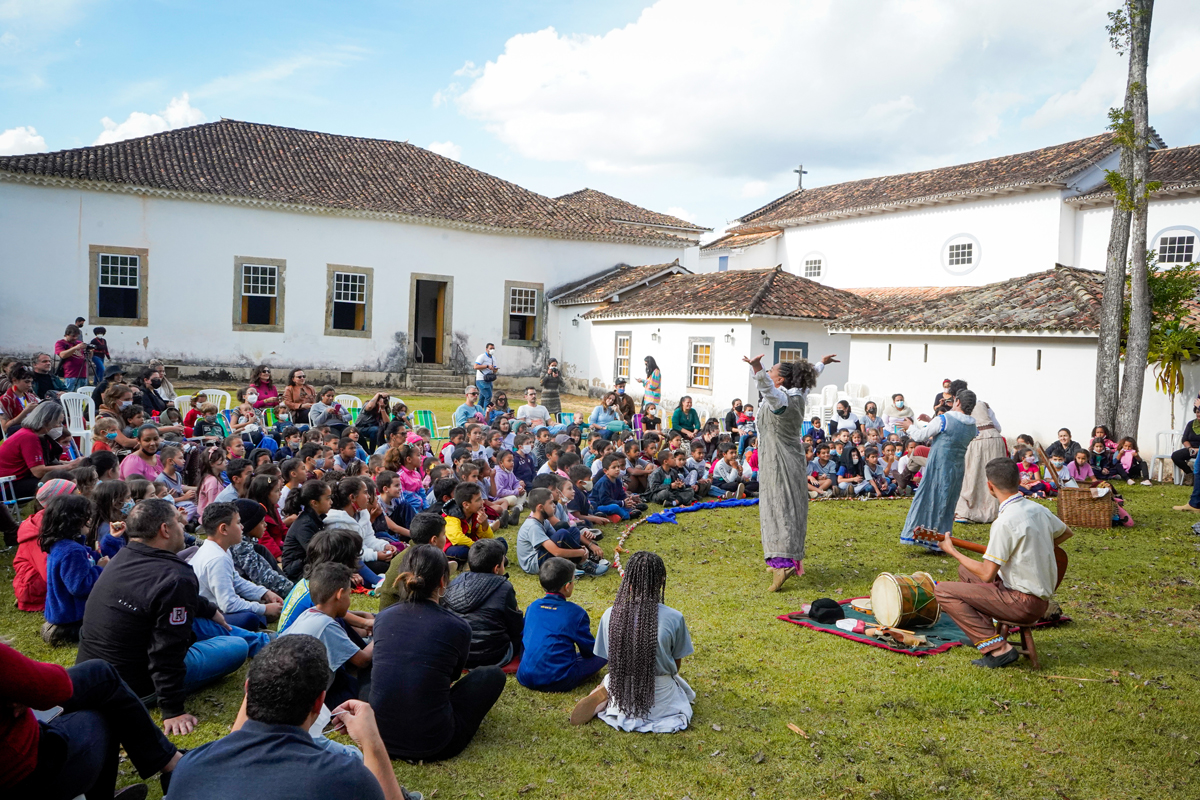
[1172,504,1200,513]
[570,684,609,726]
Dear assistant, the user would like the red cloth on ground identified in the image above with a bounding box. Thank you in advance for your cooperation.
[0,642,73,789]
[13,510,48,611]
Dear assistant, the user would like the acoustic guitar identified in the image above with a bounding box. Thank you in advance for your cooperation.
[911,526,1069,590]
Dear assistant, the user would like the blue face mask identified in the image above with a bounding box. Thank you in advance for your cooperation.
[120,400,133,409]
[121,499,135,515]
[616,388,625,394]
[106,431,119,440]
[315,458,326,469]
[895,401,905,409]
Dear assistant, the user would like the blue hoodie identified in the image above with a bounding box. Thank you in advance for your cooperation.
[44,537,104,625]
[517,592,596,688]
[589,472,626,509]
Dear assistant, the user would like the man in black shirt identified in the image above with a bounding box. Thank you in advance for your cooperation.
[30,352,64,398]
[168,636,410,800]
[91,363,127,407]
[77,499,267,735]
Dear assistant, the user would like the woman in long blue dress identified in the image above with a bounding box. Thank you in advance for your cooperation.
[899,389,978,550]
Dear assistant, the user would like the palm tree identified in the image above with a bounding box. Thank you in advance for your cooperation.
[1148,323,1200,429]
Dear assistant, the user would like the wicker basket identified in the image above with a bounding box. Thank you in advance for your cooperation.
[1057,487,1113,528]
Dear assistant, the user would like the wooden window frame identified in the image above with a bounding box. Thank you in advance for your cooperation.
[614,331,632,383]
[502,280,543,348]
[232,256,286,332]
[324,264,373,338]
[89,245,149,327]
[687,336,714,393]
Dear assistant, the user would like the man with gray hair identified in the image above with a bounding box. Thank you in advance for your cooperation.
[78,499,270,736]
[898,388,979,549]
[30,351,65,398]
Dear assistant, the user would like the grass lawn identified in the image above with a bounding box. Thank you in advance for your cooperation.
[5,393,1198,798]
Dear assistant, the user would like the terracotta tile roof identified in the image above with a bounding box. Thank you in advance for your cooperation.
[556,188,709,232]
[845,286,970,304]
[582,266,877,321]
[700,230,782,252]
[829,265,1104,334]
[0,119,687,245]
[548,261,690,305]
[1070,143,1200,204]
[730,134,1118,232]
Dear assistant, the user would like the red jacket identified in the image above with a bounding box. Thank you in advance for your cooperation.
[259,505,286,560]
[0,642,72,789]
[12,510,47,612]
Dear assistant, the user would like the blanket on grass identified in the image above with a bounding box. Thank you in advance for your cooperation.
[777,598,1070,657]
[645,498,758,524]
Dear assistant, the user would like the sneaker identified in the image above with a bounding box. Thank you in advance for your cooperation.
[722,491,735,500]
[588,528,604,540]
[664,499,679,508]
[628,509,642,519]
[40,621,78,647]
[1127,479,1136,485]
[580,559,609,576]
[635,502,648,512]
[1140,479,1152,486]
[735,484,746,500]
[970,648,1021,669]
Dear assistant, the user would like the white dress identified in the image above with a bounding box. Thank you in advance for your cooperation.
[594,604,695,733]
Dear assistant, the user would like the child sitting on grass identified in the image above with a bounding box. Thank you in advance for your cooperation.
[571,551,694,732]
[517,556,607,692]
[379,511,455,611]
[442,481,502,564]
[280,561,374,708]
[712,443,757,499]
[566,465,611,527]
[229,497,294,598]
[590,453,642,521]
[41,494,107,645]
[684,440,721,498]
[279,527,375,640]
[646,450,695,508]
[190,502,284,631]
[516,488,599,576]
[443,538,524,669]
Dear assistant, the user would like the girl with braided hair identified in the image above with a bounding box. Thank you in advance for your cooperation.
[743,351,838,592]
[570,551,696,733]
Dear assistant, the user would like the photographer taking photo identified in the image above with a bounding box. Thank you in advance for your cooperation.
[540,358,562,417]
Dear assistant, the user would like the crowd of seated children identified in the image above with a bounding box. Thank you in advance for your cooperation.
[646,449,696,508]
[516,487,605,578]
[191,502,284,632]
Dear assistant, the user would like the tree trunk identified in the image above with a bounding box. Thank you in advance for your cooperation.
[1094,158,1130,434]
[1116,0,1155,440]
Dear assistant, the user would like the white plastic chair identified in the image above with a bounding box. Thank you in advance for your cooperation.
[174,394,193,412]
[1152,430,1184,484]
[335,394,363,409]
[820,385,838,409]
[844,382,870,399]
[59,392,96,456]
[196,389,232,412]
[0,475,31,524]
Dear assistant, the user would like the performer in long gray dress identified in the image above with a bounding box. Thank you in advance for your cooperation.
[743,352,836,592]
[954,381,1006,524]
[899,389,979,550]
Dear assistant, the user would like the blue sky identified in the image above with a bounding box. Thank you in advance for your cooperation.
[3,0,1199,236]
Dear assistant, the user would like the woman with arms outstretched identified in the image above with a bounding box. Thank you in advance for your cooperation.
[743,352,836,591]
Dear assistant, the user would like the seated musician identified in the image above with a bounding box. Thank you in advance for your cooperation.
[932,457,1071,669]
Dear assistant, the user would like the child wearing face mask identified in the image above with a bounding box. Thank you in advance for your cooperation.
[192,402,228,441]
[1015,448,1052,497]
[155,444,199,521]
[836,445,866,496]
[93,480,133,559]
[512,432,538,486]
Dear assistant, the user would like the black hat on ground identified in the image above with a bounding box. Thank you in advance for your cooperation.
[809,598,845,624]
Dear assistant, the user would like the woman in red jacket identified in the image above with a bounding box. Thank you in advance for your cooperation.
[12,479,78,613]
[1,642,181,798]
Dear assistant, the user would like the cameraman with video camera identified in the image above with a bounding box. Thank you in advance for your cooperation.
[540,358,563,417]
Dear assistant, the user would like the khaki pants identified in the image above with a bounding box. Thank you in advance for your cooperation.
[934,564,1047,654]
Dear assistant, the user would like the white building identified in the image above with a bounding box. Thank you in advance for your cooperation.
[699,134,1200,448]
[549,265,868,420]
[0,120,705,390]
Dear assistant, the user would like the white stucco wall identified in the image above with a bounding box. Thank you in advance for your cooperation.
[0,180,684,375]
[579,317,850,422]
[843,332,1198,457]
[777,189,1067,289]
[1073,194,1200,272]
[698,236,781,274]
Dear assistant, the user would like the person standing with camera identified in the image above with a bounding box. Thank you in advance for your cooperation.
[54,324,90,391]
[540,358,562,417]
[474,344,499,410]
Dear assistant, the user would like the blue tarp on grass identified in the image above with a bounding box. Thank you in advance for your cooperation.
[644,498,759,524]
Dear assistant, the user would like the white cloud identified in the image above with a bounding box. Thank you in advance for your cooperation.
[741,180,769,198]
[666,206,695,222]
[94,93,206,145]
[427,140,462,160]
[453,60,482,78]
[454,0,1200,181]
[0,124,45,154]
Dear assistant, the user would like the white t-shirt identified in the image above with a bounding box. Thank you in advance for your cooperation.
[475,352,497,382]
[983,495,1065,600]
[831,411,861,432]
[517,404,553,428]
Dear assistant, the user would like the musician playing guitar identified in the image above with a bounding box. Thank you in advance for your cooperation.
[930,457,1072,669]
